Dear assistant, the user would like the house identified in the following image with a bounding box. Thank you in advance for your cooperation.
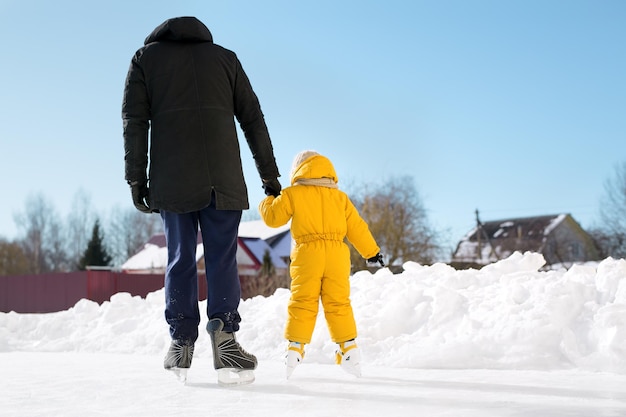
[451,213,601,269]
[237,220,292,267]
[121,220,291,298]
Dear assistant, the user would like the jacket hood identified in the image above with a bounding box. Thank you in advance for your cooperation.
[291,154,338,185]
[144,17,213,45]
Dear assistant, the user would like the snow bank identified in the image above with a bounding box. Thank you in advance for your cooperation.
[2,252,625,373]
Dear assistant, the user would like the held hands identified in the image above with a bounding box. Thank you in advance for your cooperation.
[129,181,158,213]
[367,253,385,267]
[262,178,282,197]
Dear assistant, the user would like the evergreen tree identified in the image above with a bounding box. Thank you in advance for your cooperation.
[260,249,275,277]
[78,220,112,270]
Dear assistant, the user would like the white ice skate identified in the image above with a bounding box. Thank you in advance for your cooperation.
[335,340,362,377]
[285,342,305,379]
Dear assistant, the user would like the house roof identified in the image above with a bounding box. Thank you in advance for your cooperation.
[469,214,567,242]
[238,220,290,240]
[453,214,569,264]
[239,237,287,268]
[120,243,168,271]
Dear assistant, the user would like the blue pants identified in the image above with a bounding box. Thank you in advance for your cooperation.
[161,198,243,343]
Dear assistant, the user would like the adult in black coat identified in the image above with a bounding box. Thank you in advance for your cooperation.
[122,16,281,384]
[123,16,280,211]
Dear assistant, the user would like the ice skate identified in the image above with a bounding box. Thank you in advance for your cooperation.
[206,318,257,386]
[163,340,194,383]
[335,340,362,377]
[285,341,305,379]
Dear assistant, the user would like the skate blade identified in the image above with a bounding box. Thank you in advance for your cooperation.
[167,367,188,383]
[339,355,362,377]
[340,363,362,378]
[217,368,255,386]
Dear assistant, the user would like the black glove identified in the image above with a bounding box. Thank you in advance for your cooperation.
[262,178,282,197]
[129,181,156,213]
[367,253,385,267]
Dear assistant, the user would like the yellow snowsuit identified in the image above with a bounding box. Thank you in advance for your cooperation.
[259,154,380,344]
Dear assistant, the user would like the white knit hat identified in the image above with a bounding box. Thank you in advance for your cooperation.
[290,150,319,178]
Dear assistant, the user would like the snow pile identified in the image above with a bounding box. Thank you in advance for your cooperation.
[2,251,626,374]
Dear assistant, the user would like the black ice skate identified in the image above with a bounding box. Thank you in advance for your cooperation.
[163,340,194,383]
[206,318,257,386]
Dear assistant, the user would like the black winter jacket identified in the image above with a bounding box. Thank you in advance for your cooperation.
[122,17,279,212]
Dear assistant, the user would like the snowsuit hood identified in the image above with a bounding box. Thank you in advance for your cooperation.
[144,17,213,44]
[291,154,339,186]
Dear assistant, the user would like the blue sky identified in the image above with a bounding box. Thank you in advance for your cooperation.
[0,0,624,255]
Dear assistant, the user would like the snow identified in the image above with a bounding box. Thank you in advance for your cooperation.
[3,251,626,416]
[238,219,290,240]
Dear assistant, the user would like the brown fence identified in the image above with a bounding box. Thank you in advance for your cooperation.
[0,270,207,314]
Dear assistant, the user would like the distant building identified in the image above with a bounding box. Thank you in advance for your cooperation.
[121,220,291,298]
[451,213,601,269]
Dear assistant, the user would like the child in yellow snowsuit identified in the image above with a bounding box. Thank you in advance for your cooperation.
[259,150,384,378]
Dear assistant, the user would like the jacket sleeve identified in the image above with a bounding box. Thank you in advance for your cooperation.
[232,57,280,181]
[259,193,293,228]
[345,197,380,259]
[122,50,150,184]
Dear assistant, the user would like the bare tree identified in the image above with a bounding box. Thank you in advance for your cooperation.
[47,219,70,272]
[10,190,166,272]
[348,176,442,272]
[66,189,96,269]
[595,161,626,258]
[106,206,162,267]
[13,193,66,274]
